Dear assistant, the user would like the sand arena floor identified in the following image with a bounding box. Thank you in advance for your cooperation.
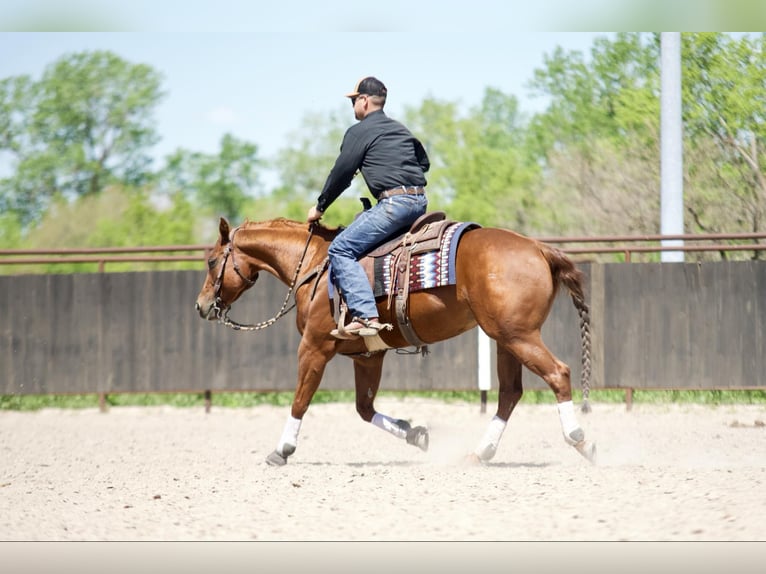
[1,398,765,541]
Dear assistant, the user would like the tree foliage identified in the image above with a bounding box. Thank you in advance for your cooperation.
[9,185,197,274]
[0,50,164,226]
[158,133,261,224]
[2,34,766,264]
[527,32,766,252]
[403,90,542,230]
[526,33,663,235]
[681,32,766,236]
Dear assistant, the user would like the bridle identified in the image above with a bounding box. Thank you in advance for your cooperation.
[211,223,317,331]
[211,226,255,315]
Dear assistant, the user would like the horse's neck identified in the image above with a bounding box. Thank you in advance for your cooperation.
[238,221,320,285]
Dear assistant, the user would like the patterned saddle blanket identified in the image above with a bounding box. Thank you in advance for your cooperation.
[328,219,480,299]
[371,221,479,297]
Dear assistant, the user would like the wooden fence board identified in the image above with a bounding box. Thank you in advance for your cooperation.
[1,261,764,397]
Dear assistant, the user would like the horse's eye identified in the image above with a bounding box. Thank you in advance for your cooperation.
[207,257,216,270]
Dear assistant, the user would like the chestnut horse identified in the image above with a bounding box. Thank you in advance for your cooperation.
[195,217,596,466]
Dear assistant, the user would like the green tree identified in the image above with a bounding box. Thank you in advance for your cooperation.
[0,211,23,248]
[18,185,197,273]
[527,33,668,237]
[527,33,659,156]
[404,89,540,231]
[158,133,262,224]
[0,50,164,226]
[527,32,766,256]
[1,75,38,222]
[682,32,766,241]
[0,75,34,151]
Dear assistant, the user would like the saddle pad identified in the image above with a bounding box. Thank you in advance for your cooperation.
[328,221,480,300]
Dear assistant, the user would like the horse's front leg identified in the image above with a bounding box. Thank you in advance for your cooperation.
[265,338,334,467]
[353,353,429,452]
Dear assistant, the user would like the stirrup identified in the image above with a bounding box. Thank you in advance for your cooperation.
[350,317,393,337]
[330,303,359,340]
[330,325,359,340]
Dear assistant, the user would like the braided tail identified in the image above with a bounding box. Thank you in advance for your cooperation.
[540,243,592,413]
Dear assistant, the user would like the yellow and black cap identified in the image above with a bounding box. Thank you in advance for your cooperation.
[345,76,387,99]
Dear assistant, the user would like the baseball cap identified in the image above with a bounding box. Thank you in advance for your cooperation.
[345,76,387,99]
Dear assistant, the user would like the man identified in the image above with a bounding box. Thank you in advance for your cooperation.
[307,76,430,338]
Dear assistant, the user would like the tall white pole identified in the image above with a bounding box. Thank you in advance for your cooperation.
[478,328,491,412]
[660,32,684,262]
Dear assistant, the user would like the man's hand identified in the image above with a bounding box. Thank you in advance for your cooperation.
[307,205,323,223]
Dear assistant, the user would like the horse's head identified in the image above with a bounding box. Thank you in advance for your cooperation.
[195,217,259,320]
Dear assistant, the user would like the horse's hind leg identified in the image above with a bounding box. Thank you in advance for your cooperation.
[503,331,596,463]
[472,346,523,462]
[353,353,429,452]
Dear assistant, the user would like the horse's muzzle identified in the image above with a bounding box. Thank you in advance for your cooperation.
[195,300,223,321]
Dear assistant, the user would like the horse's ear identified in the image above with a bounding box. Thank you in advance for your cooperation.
[219,218,230,245]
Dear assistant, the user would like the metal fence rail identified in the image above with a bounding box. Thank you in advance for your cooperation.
[2,232,764,271]
[536,232,766,262]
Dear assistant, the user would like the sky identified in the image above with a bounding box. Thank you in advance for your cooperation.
[0,29,607,180]
[1,0,764,188]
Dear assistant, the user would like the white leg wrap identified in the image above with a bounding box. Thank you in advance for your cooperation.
[474,415,507,458]
[276,415,302,455]
[557,400,583,444]
[371,413,407,439]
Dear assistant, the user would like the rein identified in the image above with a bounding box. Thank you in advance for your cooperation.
[214,223,317,332]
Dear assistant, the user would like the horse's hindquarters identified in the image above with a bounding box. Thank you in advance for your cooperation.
[454,228,558,338]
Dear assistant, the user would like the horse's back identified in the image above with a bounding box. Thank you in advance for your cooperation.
[455,227,553,282]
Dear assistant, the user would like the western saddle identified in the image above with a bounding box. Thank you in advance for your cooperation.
[361,211,454,352]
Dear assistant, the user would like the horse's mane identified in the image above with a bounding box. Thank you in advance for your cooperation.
[239,217,341,241]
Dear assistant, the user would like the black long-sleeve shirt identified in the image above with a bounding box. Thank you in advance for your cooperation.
[316,109,430,213]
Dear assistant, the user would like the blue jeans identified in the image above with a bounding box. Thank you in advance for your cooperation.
[328,194,428,320]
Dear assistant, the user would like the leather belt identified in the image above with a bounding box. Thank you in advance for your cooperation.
[378,186,426,200]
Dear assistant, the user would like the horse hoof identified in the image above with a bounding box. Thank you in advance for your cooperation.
[406,426,429,452]
[265,450,288,466]
[565,428,585,445]
[281,443,296,457]
[574,440,597,464]
[474,444,497,462]
[463,453,483,466]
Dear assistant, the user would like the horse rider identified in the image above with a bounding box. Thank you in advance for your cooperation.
[306,76,430,339]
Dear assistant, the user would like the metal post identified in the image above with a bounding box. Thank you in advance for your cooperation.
[477,328,491,413]
[660,32,684,262]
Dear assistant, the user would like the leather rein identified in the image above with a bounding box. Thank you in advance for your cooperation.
[212,223,320,331]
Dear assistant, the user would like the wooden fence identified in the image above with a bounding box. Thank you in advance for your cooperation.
[1,232,764,408]
[0,271,486,398]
